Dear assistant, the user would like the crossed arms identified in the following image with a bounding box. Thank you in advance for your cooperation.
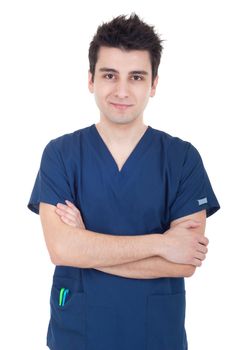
[39,202,208,279]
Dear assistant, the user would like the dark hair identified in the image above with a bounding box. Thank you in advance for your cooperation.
[88,13,164,85]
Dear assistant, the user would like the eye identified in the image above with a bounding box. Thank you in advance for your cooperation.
[131,75,144,81]
[103,73,115,80]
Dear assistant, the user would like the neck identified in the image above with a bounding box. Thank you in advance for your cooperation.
[95,119,148,146]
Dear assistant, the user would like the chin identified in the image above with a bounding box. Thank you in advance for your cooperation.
[108,116,138,125]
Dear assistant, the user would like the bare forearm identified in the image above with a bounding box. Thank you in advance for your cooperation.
[56,226,164,268]
[94,256,194,279]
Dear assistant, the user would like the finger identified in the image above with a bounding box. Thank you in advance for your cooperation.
[57,202,77,211]
[55,208,79,223]
[55,208,64,216]
[57,203,79,217]
[65,200,80,213]
[177,220,201,228]
[60,215,77,227]
[64,202,85,224]
[193,258,202,267]
[195,252,206,261]
[199,235,209,246]
[197,244,208,254]
[56,205,85,229]
[59,209,85,229]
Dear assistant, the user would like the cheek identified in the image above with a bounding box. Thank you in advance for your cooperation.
[94,91,108,110]
[136,87,151,104]
[94,85,111,104]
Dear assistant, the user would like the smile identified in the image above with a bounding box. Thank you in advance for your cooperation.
[110,102,133,110]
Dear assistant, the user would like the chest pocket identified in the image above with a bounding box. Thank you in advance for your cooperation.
[47,276,86,350]
[146,291,188,350]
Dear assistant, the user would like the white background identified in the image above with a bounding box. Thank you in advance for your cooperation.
[0,0,230,349]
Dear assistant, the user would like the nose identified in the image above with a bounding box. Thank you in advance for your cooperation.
[113,80,129,99]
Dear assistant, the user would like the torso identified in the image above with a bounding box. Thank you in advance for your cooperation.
[47,123,188,350]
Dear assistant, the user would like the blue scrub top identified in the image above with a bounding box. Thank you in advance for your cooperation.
[27,124,220,350]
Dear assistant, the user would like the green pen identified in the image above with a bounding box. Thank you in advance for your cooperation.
[59,288,65,306]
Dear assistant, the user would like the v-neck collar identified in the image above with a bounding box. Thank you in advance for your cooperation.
[89,123,153,177]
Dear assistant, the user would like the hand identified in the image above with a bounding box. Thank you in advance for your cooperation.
[55,200,86,229]
[162,220,209,267]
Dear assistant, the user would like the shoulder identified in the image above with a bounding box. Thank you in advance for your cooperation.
[150,126,190,154]
[150,127,202,166]
[50,125,91,148]
[44,125,92,155]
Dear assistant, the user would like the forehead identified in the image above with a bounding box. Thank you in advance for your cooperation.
[96,46,151,73]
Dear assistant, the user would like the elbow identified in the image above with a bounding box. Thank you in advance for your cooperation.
[50,236,89,268]
[50,256,59,266]
[47,245,61,266]
[41,235,61,266]
[50,252,61,266]
[49,241,67,266]
[44,235,67,266]
[49,246,69,266]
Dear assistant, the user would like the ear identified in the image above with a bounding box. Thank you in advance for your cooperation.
[88,70,94,93]
[150,75,159,97]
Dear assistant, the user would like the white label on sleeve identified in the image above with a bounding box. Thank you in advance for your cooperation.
[197,197,208,205]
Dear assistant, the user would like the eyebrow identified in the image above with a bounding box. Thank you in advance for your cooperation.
[99,67,149,75]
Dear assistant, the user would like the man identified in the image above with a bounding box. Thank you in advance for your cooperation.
[27,13,220,350]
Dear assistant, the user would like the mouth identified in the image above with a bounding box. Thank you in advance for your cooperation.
[110,102,133,110]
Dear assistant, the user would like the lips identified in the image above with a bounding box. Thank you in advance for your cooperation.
[110,102,133,110]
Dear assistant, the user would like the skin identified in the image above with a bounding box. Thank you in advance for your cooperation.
[55,201,208,279]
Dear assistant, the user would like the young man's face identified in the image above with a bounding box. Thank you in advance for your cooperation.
[88,46,158,126]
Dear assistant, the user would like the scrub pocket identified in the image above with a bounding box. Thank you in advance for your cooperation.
[146,291,187,350]
[47,276,86,350]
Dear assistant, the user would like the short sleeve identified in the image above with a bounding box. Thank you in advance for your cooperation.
[27,140,74,215]
[169,143,221,221]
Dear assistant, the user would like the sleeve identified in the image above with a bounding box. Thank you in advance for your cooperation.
[169,142,221,222]
[27,140,74,215]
